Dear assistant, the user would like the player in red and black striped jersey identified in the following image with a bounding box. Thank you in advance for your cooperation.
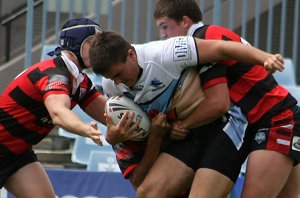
[154,0,300,197]
[193,25,296,124]
[0,57,101,157]
[191,24,300,198]
[0,18,134,198]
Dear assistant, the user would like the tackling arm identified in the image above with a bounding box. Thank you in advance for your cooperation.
[195,39,284,72]
[44,94,102,145]
[183,82,229,129]
[83,95,107,124]
[170,83,230,139]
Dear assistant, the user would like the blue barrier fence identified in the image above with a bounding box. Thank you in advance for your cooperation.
[0,172,251,198]
[5,169,136,198]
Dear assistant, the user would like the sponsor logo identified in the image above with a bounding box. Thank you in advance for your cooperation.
[255,132,266,144]
[150,78,165,91]
[292,136,300,151]
[258,128,269,132]
[173,37,190,61]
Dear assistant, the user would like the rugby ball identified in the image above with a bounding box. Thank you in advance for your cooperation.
[105,95,150,141]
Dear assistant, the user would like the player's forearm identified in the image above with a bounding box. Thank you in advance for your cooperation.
[130,136,164,188]
[181,83,229,129]
[182,98,228,129]
[183,105,225,129]
[45,94,91,137]
[197,39,275,67]
[51,108,90,137]
[221,41,273,66]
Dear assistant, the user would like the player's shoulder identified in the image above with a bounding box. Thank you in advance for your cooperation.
[134,36,197,68]
[102,77,115,88]
[102,77,123,97]
[135,36,195,50]
[205,25,240,40]
[133,40,166,54]
[133,40,167,63]
[206,25,231,32]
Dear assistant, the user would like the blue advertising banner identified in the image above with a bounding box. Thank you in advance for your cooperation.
[8,169,136,198]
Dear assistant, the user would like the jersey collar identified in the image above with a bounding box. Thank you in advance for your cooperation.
[61,52,84,94]
[187,21,205,36]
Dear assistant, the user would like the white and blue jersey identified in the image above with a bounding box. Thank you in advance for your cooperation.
[102,36,198,115]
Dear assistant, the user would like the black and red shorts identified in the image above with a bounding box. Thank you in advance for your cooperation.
[248,105,300,165]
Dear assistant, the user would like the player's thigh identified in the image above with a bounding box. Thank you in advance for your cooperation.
[189,168,234,198]
[198,126,250,183]
[189,124,250,197]
[5,161,55,198]
[242,150,294,198]
[137,153,194,197]
[278,163,300,198]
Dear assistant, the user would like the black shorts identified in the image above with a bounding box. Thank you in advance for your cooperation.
[162,118,251,182]
[0,149,38,188]
[248,105,300,165]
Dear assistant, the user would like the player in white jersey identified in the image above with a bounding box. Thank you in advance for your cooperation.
[89,31,284,197]
[102,37,201,114]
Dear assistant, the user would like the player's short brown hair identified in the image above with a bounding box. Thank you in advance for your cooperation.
[154,0,202,23]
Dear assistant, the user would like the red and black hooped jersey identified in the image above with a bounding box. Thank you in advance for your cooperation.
[0,57,100,157]
[194,25,297,124]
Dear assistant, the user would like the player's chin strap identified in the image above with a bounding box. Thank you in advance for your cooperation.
[47,46,62,57]
[60,51,84,95]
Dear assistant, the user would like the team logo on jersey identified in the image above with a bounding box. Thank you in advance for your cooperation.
[255,131,266,144]
[292,136,300,151]
[150,78,165,91]
[173,37,191,61]
[134,84,144,91]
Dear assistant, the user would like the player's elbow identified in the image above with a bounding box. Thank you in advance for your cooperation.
[49,111,63,127]
[51,117,60,126]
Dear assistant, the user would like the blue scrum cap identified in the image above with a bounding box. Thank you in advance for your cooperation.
[59,18,102,68]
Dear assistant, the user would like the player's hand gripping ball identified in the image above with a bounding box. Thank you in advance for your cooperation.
[105,95,150,141]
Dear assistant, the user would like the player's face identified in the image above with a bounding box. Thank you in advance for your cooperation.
[104,49,140,88]
[81,41,91,68]
[156,16,187,39]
